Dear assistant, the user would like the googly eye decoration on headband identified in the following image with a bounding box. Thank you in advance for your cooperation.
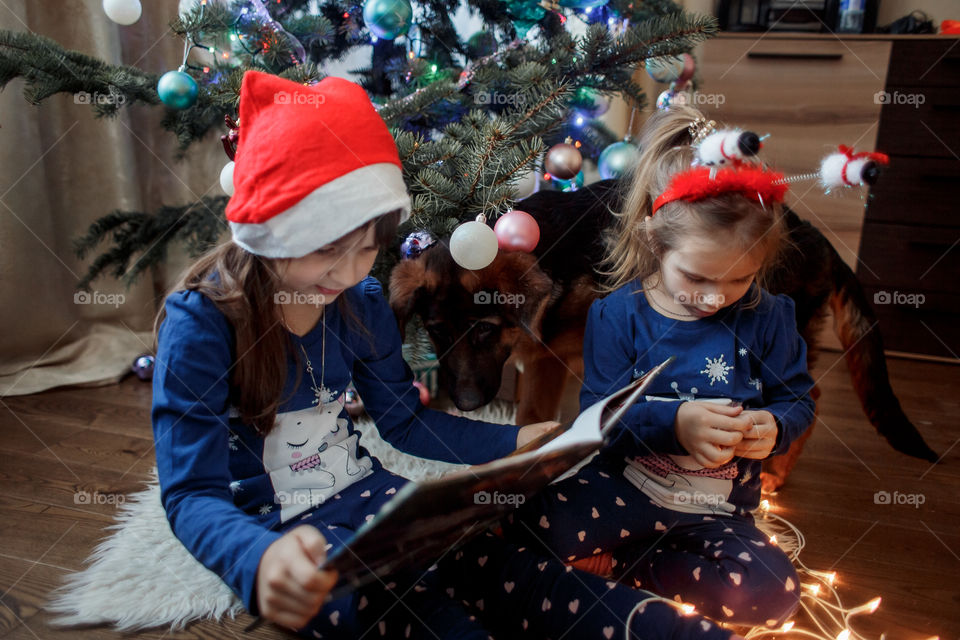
[818,145,889,191]
[695,129,763,167]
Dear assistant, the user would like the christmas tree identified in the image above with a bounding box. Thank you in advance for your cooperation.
[0,0,716,289]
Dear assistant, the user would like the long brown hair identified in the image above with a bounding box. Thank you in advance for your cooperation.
[601,104,787,304]
[154,211,401,436]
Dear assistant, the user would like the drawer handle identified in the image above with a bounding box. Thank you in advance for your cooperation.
[746,52,843,61]
[909,238,959,248]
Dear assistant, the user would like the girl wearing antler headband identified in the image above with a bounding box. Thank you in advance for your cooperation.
[504,104,817,627]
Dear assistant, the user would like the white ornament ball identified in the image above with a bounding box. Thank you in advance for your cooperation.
[103,0,142,25]
[513,170,540,199]
[220,161,235,196]
[449,220,499,270]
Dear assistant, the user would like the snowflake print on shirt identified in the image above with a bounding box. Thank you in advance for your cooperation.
[738,347,748,357]
[748,378,762,391]
[700,354,733,385]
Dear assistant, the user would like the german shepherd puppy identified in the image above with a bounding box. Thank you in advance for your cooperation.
[389,180,937,491]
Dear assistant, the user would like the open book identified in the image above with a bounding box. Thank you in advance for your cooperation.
[320,356,674,596]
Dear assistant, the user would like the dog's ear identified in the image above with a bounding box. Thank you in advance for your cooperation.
[388,259,427,340]
[492,253,557,341]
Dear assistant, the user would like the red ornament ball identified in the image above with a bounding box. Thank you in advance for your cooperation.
[494,209,540,252]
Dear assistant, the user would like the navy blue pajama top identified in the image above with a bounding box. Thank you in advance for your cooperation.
[581,280,817,512]
[151,276,521,614]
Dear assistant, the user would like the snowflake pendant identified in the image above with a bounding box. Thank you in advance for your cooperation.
[700,354,733,386]
[311,383,338,407]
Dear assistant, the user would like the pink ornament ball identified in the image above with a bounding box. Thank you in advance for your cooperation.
[494,210,540,252]
[412,381,431,406]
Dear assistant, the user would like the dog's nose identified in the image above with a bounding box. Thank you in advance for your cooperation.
[452,388,487,411]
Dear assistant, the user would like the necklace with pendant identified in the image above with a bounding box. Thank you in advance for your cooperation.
[299,306,335,408]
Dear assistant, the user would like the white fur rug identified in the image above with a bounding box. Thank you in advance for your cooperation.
[46,403,510,631]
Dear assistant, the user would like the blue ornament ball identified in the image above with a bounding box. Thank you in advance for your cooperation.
[157,70,198,110]
[557,0,609,8]
[656,88,689,111]
[362,0,413,40]
[598,141,641,180]
[131,354,155,381]
[400,230,437,259]
[646,55,685,83]
[552,170,584,192]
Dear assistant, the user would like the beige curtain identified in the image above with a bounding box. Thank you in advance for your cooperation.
[0,0,225,396]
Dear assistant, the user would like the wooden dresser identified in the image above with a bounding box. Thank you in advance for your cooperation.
[696,33,960,360]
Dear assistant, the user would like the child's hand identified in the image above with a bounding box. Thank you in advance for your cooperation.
[674,402,749,468]
[732,410,778,459]
[256,525,339,630]
[517,421,562,449]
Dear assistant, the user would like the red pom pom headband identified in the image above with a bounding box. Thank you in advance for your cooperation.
[652,165,788,214]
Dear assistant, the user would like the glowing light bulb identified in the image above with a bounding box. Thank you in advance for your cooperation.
[759,499,770,512]
[680,603,696,615]
[837,629,851,640]
[868,597,881,613]
[827,572,837,585]
[781,621,795,632]
[769,535,778,545]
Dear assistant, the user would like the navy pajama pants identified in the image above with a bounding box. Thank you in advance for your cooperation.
[291,468,735,640]
[501,458,800,627]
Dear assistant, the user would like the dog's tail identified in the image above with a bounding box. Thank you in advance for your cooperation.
[829,260,938,461]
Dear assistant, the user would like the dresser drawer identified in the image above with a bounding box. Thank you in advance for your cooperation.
[697,37,892,270]
[861,287,960,359]
[857,221,960,293]
[875,86,960,158]
[865,156,960,226]
[698,38,891,125]
[886,39,960,89]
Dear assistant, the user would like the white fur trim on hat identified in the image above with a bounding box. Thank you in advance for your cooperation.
[229,163,411,258]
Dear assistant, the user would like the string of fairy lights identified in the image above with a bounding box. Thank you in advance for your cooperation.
[623,500,939,640]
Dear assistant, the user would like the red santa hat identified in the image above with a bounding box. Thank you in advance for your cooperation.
[225,71,411,258]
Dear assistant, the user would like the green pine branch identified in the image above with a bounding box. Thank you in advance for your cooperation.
[73,196,228,290]
[0,29,160,116]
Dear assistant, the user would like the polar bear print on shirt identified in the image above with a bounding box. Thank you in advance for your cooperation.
[263,394,373,522]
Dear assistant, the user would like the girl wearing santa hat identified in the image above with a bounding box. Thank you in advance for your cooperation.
[151,71,741,640]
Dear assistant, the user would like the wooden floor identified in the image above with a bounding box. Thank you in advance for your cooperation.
[0,353,957,639]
